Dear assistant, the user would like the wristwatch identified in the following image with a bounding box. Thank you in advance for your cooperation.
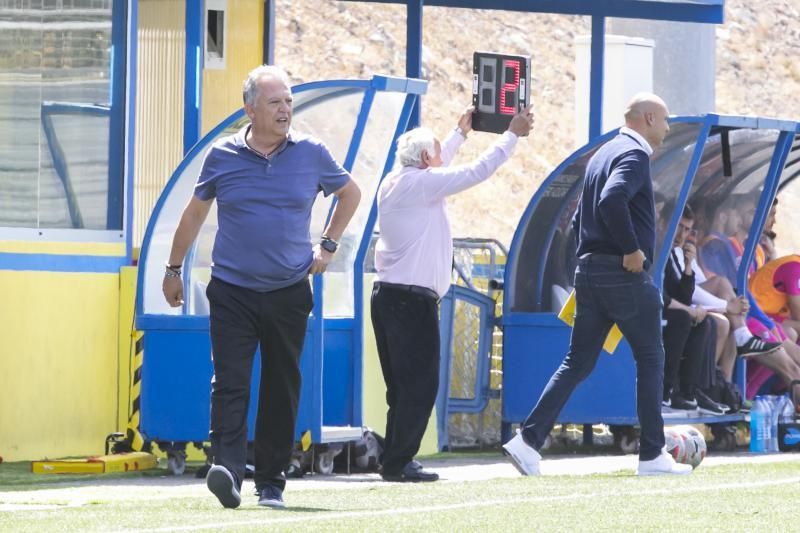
[320,236,338,253]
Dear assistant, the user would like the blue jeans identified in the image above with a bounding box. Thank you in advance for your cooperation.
[521,255,666,460]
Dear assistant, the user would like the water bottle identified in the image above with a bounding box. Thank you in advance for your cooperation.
[766,395,781,452]
[778,394,794,452]
[750,396,767,453]
[780,394,795,422]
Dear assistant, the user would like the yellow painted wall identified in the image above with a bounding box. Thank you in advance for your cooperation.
[134,0,186,248]
[201,0,264,135]
[0,270,120,461]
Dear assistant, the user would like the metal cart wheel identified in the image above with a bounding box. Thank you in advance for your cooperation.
[314,450,336,475]
[167,450,187,475]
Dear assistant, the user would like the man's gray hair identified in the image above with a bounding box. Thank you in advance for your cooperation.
[396,127,436,168]
[243,65,291,106]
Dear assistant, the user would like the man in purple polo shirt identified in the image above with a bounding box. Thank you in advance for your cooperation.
[162,65,361,509]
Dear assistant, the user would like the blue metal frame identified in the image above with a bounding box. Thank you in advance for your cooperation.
[108,0,128,232]
[730,129,795,395]
[406,0,423,127]
[184,0,203,155]
[341,1,724,22]
[0,254,128,273]
[589,15,605,141]
[263,0,275,65]
[126,0,138,263]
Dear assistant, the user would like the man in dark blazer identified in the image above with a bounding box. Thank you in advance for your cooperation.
[503,93,692,476]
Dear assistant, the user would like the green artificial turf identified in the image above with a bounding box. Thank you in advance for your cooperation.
[1,456,798,532]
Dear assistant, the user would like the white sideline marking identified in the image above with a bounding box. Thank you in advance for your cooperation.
[136,476,800,532]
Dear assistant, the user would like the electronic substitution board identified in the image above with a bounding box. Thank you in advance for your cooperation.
[472,52,531,133]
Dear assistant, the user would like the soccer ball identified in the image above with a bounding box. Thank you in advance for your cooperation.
[665,425,706,469]
[678,425,707,469]
[665,426,688,464]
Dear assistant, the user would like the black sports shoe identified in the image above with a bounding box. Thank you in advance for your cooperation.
[258,485,286,508]
[669,392,698,411]
[737,336,781,358]
[381,460,439,482]
[206,465,241,509]
[695,388,729,415]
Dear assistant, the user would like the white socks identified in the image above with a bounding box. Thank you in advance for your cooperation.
[733,326,752,346]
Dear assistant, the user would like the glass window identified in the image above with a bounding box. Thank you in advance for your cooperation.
[0,0,123,231]
[204,0,226,70]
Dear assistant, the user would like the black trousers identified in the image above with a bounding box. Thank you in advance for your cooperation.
[206,277,312,491]
[662,309,715,397]
[370,282,440,476]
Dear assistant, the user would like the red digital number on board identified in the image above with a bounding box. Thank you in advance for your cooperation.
[499,59,520,115]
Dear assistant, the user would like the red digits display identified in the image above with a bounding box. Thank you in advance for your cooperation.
[499,59,520,115]
[472,51,530,133]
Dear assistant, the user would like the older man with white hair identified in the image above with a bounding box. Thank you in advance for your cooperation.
[163,65,361,509]
[372,105,533,482]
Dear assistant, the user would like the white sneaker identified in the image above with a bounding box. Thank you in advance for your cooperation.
[636,449,693,476]
[502,429,541,476]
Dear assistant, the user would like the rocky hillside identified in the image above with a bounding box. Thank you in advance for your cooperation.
[274,0,800,251]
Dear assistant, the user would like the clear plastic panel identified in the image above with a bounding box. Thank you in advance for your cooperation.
[0,3,114,228]
[651,122,704,262]
[295,89,365,271]
[687,128,781,288]
[142,85,371,315]
[39,113,110,229]
[510,146,599,313]
[778,135,800,189]
[774,135,800,256]
[323,90,407,317]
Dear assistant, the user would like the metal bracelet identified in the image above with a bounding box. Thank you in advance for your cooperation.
[164,269,181,278]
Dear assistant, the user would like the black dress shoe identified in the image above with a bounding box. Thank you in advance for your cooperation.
[381,460,439,482]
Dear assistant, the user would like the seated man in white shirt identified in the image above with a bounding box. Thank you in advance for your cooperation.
[372,104,533,482]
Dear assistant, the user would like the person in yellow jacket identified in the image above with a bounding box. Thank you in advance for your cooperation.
[750,254,800,340]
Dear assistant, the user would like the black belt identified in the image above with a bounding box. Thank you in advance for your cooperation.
[578,253,650,270]
[578,253,624,265]
[374,281,439,301]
